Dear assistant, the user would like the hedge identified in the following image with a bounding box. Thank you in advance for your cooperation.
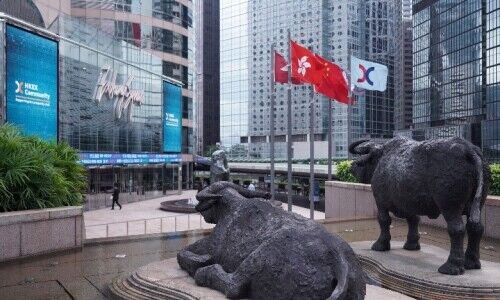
[336,160,357,183]
[491,164,500,196]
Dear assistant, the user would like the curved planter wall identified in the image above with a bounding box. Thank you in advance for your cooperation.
[325,181,500,239]
[0,206,83,262]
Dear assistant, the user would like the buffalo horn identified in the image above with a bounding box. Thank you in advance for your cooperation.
[348,140,370,155]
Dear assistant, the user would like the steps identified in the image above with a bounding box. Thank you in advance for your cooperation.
[352,241,500,300]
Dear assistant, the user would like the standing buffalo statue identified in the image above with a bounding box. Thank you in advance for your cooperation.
[178,181,366,299]
[349,136,490,275]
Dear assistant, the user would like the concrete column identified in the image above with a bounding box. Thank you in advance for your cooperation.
[178,164,182,194]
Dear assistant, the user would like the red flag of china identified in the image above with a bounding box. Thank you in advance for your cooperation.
[290,41,324,85]
[274,51,302,84]
[314,54,351,105]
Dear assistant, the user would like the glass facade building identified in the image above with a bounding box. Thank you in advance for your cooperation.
[407,0,500,162]
[195,0,220,155]
[220,0,402,160]
[395,1,414,131]
[220,0,249,157]
[69,0,195,155]
[0,0,195,208]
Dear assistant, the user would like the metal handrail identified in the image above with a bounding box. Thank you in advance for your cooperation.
[85,213,213,239]
[86,213,200,227]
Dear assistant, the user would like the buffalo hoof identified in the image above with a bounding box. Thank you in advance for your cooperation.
[194,265,213,287]
[438,261,465,275]
[464,257,481,270]
[371,240,390,252]
[403,241,420,251]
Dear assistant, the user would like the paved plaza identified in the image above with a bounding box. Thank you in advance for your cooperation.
[84,191,325,240]
[1,218,499,299]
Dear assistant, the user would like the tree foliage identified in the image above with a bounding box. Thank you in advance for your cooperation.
[336,160,358,183]
[490,164,500,196]
[0,124,87,212]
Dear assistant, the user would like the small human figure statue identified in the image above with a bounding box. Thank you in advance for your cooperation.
[210,149,230,183]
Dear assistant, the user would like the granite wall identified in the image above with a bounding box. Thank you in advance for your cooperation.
[0,206,83,262]
[325,181,500,239]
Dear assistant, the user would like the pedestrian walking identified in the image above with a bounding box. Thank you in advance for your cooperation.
[111,182,122,210]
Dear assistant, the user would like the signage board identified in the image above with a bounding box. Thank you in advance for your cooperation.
[163,82,182,153]
[6,25,58,141]
[79,153,182,165]
[92,65,144,121]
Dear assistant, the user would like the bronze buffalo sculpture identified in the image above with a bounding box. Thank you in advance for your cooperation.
[349,136,490,275]
[177,182,366,299]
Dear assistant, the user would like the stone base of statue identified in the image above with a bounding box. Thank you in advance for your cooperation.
[109,258,412,300]
[351,241,500,300]
[160,198,198,213]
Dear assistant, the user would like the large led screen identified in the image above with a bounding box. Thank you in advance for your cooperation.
[163,82,182,153]
[6,25,58,141]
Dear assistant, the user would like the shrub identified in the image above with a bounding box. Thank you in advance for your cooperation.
[0,124,87,212]
[336,160,358,183]
[491,164,500,196]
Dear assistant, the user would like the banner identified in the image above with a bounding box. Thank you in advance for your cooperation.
[350,56,388,92]
[163,82,182,153]
[6,25,58,141]
[79,153,182,165]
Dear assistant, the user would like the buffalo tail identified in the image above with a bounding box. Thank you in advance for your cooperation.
[327,255,349,300]
[469,149,485,224]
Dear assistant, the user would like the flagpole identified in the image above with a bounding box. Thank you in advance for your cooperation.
[327,98,332,181]
[309,86,315,220]
[286,30,293,212]
[347,48,353,159]
[270,43,276,202]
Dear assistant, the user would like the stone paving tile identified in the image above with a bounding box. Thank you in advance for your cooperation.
[84,191,323,239]
[0,281,72,300]
[58,277,108,300]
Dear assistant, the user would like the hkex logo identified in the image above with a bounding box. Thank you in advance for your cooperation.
[357,64,375,86]
[15,81,24,94]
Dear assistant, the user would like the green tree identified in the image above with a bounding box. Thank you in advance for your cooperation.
[336,160,358,183]
[490,164,500,196]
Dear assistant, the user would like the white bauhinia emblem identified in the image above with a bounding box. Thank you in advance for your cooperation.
[298,56,311,76]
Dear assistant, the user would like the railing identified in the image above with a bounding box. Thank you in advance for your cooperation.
[85,213,214,240]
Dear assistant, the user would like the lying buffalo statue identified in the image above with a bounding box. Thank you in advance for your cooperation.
[177,181,366,299]
[349,136,490,275]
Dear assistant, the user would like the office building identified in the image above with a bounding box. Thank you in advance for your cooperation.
[0,0,195,207]
[395,1,413,130]
[405,0,500,162]
[364,0,401,139]
[220,0,402,159]
[220,0,249,158]
[70,0,195,155]
[195,0,221,155]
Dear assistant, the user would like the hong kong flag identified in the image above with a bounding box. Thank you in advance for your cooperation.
[274,51,288,84]
[274,51,301,84]
[290,41,324,85]
[314,54,351,105]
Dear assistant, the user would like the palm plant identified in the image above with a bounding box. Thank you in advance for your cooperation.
[0,124,87,212]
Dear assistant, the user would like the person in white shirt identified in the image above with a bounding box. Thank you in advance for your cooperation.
[247,182,256,191]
